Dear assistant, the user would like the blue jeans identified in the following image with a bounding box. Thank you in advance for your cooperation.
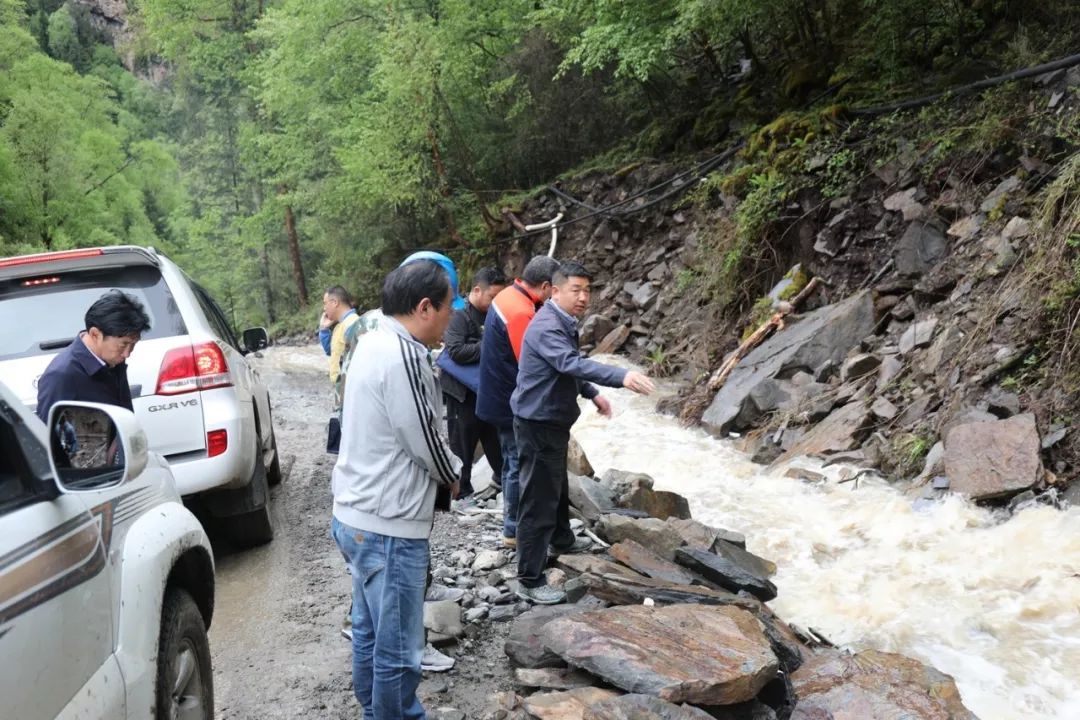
[499,425,521,539]
[332,518,429,720]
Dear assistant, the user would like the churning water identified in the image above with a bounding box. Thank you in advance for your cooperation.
[573,371,1080,720]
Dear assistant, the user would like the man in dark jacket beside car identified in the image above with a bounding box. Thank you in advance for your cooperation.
[440,266,507,504]
[511,260,655,605]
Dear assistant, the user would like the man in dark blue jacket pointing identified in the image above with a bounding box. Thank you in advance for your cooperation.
[511,260,655,605]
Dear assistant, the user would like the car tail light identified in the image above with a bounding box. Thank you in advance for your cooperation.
[207,429,228,457]
[0,248,103,269]
[156,342,232,395]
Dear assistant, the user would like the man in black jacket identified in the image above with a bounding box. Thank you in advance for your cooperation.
[441,267,507,503]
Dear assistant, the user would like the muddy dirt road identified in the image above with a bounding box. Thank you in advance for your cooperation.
[206,345,510,719]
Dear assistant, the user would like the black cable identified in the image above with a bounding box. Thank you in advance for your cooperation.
[850,52,1080,117]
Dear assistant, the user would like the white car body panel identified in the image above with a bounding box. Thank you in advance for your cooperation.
[0,381,215,719]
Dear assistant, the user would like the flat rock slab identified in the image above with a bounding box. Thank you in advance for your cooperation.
[515,667,596,690]
[944,413,1042,500]
[524,687,621,720]
[506,604,594,668]
[597,515,686,560]
[791,649,977,719]
[894,219,947,277]
[542,603,779,705]
[576,572,743,608]
[772,400,872,467]
[609,540,699,585]
[584,694,715,720]
[666,517,746,550]
[675,545,778,602]
[556,554,646,580]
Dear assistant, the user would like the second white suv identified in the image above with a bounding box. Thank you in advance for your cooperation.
[0,380,215,719]
[0,246,280,546]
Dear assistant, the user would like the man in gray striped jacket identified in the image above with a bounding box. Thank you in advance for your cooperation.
[331,260,462,720]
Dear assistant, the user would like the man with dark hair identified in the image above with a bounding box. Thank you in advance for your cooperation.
[36,290,151,422]
[439,266,507,505]
[476,255,560,548]
[331,259,462,719]
[320,285,359,386]
[511,260,655,605]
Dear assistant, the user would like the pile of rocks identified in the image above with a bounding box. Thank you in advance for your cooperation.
[474,449,978,720]
[499,69,1080,505]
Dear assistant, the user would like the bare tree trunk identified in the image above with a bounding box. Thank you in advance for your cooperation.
[426,123,463,245]
[283,203,308,307]
[261,243,277,322]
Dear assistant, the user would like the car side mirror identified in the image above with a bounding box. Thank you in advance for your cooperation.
[46,402,148,492]
[242,327,270,354]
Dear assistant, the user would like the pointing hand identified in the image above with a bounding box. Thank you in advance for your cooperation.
[622,371,655,395]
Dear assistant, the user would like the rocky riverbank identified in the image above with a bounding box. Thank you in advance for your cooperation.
[421,443,978,720]
[498,68,1080,507]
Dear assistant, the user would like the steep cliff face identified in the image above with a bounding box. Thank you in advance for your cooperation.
[499,68,1080,497]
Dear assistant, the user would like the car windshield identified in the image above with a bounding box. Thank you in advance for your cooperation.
[0,265,186,362]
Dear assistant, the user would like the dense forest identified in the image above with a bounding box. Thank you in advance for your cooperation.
[0,0,1077,333]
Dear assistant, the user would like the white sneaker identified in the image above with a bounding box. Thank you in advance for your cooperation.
[421,643,455,672]
[341,614,353,641]
[426,583,466,603]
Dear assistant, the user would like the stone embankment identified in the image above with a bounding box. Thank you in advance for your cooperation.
[423,442,978,720]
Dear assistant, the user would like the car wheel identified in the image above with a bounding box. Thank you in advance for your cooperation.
[228,452,274,547]
[156,588,214,720]
[266,427,283,486]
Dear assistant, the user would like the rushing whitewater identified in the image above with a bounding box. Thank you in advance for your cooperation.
[573,374,1080,720]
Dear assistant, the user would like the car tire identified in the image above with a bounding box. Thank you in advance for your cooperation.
[156,587,214,720]
[266,428,283,486]
[228,452,274,547]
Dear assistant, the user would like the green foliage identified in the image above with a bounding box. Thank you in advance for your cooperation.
[644,346,673,377]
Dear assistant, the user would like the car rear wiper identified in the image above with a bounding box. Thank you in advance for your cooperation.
[39,337,75,351]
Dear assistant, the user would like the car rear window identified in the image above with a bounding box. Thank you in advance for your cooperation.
[0,265,186,361]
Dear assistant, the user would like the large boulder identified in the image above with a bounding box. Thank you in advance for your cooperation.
[584,695,714,720]
[613,472,692,521]
[505,604,593,668]
[542,604,779,705]
[790,649,977,719]
[597,515,686,560]
[674,544,778,602]
[944,413,1043,500]
[702,291,875,435]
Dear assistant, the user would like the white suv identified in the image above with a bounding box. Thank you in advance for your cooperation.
[0,380,215,719]
[0,246,280,546]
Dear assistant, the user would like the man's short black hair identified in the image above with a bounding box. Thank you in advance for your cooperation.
[553,260,593,285]
[474,267,507,288]
[381,260,451,316]
[325,285,353,306]
[85,291,151,337]
[521,256,560,286]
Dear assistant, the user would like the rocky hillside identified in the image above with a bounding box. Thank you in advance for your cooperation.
[498,66,1080,503]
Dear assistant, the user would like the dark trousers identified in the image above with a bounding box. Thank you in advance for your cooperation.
[514,417,576,588]
[445,391,504,498]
